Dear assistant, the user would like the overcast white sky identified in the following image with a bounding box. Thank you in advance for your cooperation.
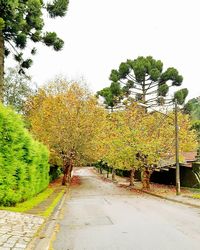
[8,0,200,99]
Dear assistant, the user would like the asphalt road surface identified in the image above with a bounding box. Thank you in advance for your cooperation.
[53,168,200,250]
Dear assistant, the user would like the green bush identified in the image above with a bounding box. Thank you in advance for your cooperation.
[49,164,62,182]
[0,104,49,206]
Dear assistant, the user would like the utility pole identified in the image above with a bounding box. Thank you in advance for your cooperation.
[137,100,181,195]
[175,99,181,195]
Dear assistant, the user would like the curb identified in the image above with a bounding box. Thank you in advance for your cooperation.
[96,170,200,210]
[95,169,200,209]
[141,190,200,209]
[97,169,200,208]
[27,188,68,250]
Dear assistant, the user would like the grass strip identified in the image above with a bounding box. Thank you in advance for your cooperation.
[0,188,54,213]
[192,193,200,199]
[40,190,65,217]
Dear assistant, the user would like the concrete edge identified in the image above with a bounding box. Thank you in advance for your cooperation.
[141,190,200,209]
[27,188,68,250]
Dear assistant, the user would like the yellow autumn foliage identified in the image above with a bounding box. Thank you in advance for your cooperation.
[25,79,107,168]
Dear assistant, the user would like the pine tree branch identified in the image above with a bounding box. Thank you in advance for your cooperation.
[127,74,136,81]
[6,40,20,55]
[145,89,158,95]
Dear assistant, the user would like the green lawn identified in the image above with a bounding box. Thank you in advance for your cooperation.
[0,188,54,213]
[40,190,65,217]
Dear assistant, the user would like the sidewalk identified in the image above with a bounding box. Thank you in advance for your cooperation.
[0,178,66,250]
[0,211,44,250]
[98,169,200,209]
[27,189,67,250]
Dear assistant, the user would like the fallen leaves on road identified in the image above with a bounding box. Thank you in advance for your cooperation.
[147,183,192,197]
[101,177,113,183]
[70,175,81,186]
[49,176,63,188]
[117,184,144,194]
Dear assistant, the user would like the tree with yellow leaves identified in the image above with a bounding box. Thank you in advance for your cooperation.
[25,79,107,185]
[99,105,144,186]
[99,102,197,189]
[125,104,197,189]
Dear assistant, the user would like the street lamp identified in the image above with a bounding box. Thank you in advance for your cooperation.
[137,100,180,195]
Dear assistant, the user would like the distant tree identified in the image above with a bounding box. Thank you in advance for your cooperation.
[184,97,200,120]
[0,0,69,100]
[191,120,200,162]
[98,56,188,108]
[184,97,200,158]
[192,121,200,141]
[4,67,35,112]
[97,82,123,111]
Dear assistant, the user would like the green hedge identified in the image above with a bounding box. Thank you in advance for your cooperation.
[0,104,50,206]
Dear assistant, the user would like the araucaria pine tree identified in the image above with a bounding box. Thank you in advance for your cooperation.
[99,56,188,108]
[0,0,69,100]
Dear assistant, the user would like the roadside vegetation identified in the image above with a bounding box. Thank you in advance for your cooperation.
[95,105,197,188]
[0,104,49,206]
[41,189,65,217]
[192,194,200,199]
[96,56,198,189]
[24,75,197,190]
[0,1,199,215]
[25,79,108,186]
[0,181,65,218]
[0,53,199,208]
[0,188,53,213]
[184,97,200,159]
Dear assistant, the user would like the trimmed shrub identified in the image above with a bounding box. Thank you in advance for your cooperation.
[0,104,49,206]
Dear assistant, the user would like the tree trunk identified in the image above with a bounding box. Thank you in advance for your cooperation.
[107,167,109,178]
[62,164,69,186]
[142,78,148,113]
[142,167,152,189]
[129,168,135,186]
[100,167,103,174]
[66,161,73,183]
[112,168,116,181]
[69,164,73,178]
[0,31,4,102]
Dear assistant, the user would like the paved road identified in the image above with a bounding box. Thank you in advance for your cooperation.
[53,168,200,250]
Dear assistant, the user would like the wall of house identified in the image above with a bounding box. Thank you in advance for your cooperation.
[151,169,175,185]
[151,166,200,188]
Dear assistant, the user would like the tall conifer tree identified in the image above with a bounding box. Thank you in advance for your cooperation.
[0,0,69,100]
